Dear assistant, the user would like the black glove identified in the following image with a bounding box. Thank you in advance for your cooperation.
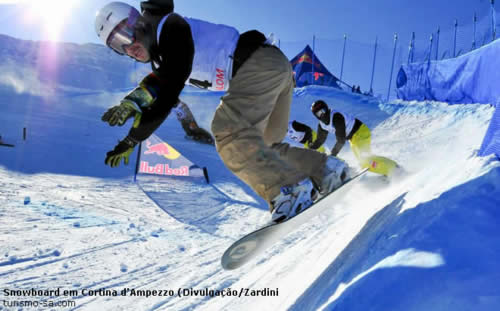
[105,136,138,168]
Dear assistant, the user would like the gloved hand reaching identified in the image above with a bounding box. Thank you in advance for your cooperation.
[105,136,138,168]
[102,99,141,127]
[101,82,156,127]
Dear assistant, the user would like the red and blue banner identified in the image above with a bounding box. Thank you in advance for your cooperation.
[137,134,207,180]
[290,45,341,88]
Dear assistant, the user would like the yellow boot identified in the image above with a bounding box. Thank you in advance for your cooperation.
[364,155,399,177]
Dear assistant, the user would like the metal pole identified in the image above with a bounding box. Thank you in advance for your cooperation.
[472,12,477,50]
[492,0,497,41]
[133,61,140,183]
[436,27,440,60]
[453,19,458,57]
[408,32,415,64]
[387,33,398,102]
[428,33,434,62]
[340,34,347,80]
[369,36,378,94]
[133,141,142,182]
[312,35,316,85]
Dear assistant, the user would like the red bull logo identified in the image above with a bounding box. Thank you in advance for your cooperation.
[144,140,180,160]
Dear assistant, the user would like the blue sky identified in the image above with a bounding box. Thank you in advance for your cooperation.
[0,0,496,46]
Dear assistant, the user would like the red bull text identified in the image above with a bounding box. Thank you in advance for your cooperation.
[140,161,189,176]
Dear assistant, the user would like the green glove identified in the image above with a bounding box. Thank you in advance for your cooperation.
[102,82,155,127]
[102,100,142,127]
[105,136,138,168]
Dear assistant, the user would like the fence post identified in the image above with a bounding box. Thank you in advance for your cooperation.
[471,12,477,51]
[134,141,142,182]
[340,34,347,80]
[436,27,440,60]
[312,35,316,85]
[408,32,415,64]
[428,33,434,62]
[387,33,398,102]
[491,0,496,41]
[369,36,378,94]
[453,19,458,57]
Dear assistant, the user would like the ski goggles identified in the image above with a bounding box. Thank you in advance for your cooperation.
[107,9,140,55]
[314,108,327,119]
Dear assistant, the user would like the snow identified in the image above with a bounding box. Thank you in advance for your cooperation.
[1,35,500,311]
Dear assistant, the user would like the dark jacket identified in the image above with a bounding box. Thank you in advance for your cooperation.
[309,111,362,156]
[290,120,313,145]
[128,11,265,142]
[140,0,174,16]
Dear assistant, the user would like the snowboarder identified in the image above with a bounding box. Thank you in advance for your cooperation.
[310,100,398,176]
[173,100,214,145]
[287,120,327,154]
[95,1,348,223]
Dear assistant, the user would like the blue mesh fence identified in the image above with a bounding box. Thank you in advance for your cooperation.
[410,12,497,62]
[279,6,499,102]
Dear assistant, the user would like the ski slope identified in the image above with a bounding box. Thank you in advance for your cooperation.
[1,36,500,309]
[1,82,499,310]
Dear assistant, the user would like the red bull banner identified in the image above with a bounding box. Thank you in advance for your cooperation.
[137,134,206,180]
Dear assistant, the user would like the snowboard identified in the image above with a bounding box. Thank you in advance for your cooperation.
[221,169,368,270]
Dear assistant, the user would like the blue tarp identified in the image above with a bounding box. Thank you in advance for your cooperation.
[396,39,500,105]
[396,39,500,160]
[290,45,341,88]
[479,105,500,160]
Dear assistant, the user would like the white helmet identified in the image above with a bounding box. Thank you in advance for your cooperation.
[95,2,140,54]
